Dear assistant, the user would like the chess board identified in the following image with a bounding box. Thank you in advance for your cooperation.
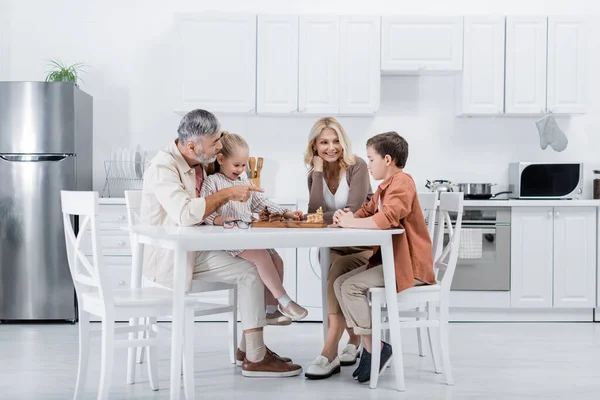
[252,220,326,228]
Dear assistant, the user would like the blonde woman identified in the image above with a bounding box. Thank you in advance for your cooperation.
[303,117,374,379]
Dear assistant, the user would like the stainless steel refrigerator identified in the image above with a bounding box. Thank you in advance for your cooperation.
[0,82,93,321]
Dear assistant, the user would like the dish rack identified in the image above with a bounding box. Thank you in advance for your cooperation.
[101,160,148,197]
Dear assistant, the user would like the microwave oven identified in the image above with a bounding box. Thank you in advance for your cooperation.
[508,162,583,199]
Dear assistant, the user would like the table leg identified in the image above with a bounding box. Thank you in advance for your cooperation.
[380,237,406,392]
[319,247,330,340]
[170,246,187,400]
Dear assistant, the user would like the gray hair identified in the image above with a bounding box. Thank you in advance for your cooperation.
[177,109,221,144]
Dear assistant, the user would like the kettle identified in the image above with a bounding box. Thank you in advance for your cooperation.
[425,180,454,193]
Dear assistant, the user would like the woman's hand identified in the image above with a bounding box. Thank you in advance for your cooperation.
[284,210,303,221]
[312,155,324,172]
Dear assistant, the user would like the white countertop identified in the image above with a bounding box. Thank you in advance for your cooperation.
[464,199,600,207]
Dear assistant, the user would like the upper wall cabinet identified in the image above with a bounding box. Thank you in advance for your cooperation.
[174,13,257,114]
[381,16,463,72]
[256,15,299,114]
[505,16,586,115]
[457,16,506,115]
[546,17,586,114]
[298,16,340,114]
[505,16,548,114]
[339,16,381,114]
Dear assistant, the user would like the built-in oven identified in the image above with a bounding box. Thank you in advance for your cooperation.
[442,207,511,291]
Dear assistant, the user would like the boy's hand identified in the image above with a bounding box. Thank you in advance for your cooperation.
[284,210,303,220]
[333,209,355,227]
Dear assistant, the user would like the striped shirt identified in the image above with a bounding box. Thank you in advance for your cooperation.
[200,172,287,256]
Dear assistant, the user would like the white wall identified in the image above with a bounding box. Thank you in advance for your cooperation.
[2,0,600,201]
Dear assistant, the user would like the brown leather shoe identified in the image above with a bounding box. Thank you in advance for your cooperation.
[236,347,292,366]
[242,352,302,377]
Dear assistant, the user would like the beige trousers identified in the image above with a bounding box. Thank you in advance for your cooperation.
[335,265,425,335]
[326,247,373,314]
[193,250,266,331]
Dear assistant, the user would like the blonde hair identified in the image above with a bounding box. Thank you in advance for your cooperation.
[205,131,249,176]
[304,117,355,172]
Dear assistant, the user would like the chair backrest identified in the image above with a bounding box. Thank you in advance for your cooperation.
[431,192,464,295]
[61,190,113,308]
[124,190,142,229]
[417,192,438,241]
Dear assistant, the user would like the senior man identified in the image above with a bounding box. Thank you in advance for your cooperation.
[140,109,301,377]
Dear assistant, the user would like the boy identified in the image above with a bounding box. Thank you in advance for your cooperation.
[331,131,435,383]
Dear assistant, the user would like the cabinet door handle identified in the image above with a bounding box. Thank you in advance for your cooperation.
[118,280,126,286]
[118,240,126,246]
[555,211,560,218]
[548,211,552,218]
[118,215,126,221]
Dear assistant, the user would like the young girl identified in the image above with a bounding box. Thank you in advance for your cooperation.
[200,132,308,322]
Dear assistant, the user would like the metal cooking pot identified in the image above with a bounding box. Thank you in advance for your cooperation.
[456,183,512,200]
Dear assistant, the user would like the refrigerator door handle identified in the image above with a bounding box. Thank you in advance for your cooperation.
[0,154,73,162]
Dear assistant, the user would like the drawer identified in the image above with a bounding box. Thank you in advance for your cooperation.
[96,204,129,230]
[81,232,131,256]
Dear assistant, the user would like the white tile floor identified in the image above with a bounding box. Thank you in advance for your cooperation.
[1,321,600,399]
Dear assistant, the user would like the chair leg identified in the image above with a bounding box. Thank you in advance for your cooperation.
[73,310,90,400]
[439,305,454,385]
[417,304,427,357]
[369,298,382,389]
[146,317,160,391]
[426,302,442,374]
[136,317,146,364]
[183,308,196,400]
[126,317,137,384]
[98,318,115,400]
[227,287,238,365]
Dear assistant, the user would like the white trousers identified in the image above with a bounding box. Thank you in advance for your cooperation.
[193,250,266,331]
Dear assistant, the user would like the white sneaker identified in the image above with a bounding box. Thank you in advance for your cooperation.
[304,356,341,380]
[339,344,360,366]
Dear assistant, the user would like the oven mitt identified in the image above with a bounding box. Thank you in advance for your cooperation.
[536,114,568,152]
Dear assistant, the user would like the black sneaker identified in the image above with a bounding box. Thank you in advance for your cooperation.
[357,342,393,384]
[352,348,370,380]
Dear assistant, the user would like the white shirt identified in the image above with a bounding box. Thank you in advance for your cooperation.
[323,172,350,211]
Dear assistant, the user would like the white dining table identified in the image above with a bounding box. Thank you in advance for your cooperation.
[131,224,405,399]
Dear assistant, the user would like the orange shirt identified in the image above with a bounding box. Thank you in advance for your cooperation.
[355,170,435,293]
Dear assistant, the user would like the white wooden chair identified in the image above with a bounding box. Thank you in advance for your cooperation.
[124,190,239,383]
[61,191,197,400]
[369,192,464,390]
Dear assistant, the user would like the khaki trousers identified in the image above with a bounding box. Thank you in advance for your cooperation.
[193,250,266,331]
[326,247,373,315]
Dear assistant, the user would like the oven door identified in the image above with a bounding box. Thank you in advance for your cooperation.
[444,208,511,291]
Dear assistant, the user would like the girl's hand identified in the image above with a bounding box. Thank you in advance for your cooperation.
[284,210,303,221]
[214,216,235,226]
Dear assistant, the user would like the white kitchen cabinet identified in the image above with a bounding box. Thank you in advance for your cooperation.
[511,207,597,309]
[553,207,596,308]
[298,16,340,114]
[339,16,380,114]
[381,16,463,72]
[511,207,554,308]
[505,16,548,114]
[546,17,586,114]
[456,16,505,115]
[174,13,256,114]
[256,15,299,114]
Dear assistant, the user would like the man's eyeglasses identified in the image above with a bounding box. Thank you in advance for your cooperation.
[223,220,252,229]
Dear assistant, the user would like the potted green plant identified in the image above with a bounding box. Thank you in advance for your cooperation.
[44,59,86,85]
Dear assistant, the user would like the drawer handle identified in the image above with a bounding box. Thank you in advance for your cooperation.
[118,280,126,286]
[118,215,126,221]
[548,211,552,218]
[555,211,560,218]
[118,241,126,246]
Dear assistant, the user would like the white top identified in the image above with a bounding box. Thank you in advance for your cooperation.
[323,172,349,211]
